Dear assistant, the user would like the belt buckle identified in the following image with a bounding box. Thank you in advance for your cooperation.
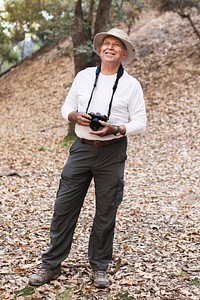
[93,140,100,147]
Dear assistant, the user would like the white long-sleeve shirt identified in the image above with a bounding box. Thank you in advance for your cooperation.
[61,67,146,140]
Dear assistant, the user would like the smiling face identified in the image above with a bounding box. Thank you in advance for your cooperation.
[99,35,128,66]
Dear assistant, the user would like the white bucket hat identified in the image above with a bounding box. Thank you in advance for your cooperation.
[93,28,135,65]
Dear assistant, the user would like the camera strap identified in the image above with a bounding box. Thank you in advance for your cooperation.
[86,65,101,113]
[86,64,124,118]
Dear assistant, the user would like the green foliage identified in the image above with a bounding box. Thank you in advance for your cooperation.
[0,0,75,72]
[14,286,35,297]
[177,270,185,277]
[188,279,200,286]
[38,146,46,151]
[111,0,148,33]
[56,288,71,300]
[4,0,74,43]
[151,0,200,14]
[62,135,76,148]
[0,0,147,73]
[0,25,20,72]
[151,0,200,40]
[117,291,135,299]
[74,40,94,59]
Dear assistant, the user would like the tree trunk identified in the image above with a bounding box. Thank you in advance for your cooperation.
[72,0,92,75]
[67,123,75,137]
[67,0,112,137]
[94,0,112,35]
[73,0,113,75]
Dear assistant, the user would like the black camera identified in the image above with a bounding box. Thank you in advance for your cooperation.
[88,112,108,131]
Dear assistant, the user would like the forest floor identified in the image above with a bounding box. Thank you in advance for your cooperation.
[0,10,200,300]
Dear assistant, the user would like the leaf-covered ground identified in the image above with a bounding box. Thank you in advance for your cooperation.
[0,11,199,300]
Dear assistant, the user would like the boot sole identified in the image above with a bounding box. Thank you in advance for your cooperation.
[28,273,61,286]
[93,282,109,288]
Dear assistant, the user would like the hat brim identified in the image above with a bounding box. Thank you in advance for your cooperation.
[93,32,135,65]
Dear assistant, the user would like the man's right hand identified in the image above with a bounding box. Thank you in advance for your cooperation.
[68,111,91,126]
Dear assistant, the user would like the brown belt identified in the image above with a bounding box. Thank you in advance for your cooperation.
[77,136,126,148]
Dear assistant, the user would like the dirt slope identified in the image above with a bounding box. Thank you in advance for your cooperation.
[0,11,199,300]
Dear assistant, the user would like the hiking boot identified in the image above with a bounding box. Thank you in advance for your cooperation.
[28,266,61,286]
[93,270,109,288]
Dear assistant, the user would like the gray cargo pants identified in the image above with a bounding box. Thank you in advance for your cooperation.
[42,137,127,271]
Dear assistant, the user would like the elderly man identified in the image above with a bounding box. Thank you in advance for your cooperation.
[29,28,146,288]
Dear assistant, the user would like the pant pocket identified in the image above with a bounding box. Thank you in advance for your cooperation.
[115,179,125,207]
